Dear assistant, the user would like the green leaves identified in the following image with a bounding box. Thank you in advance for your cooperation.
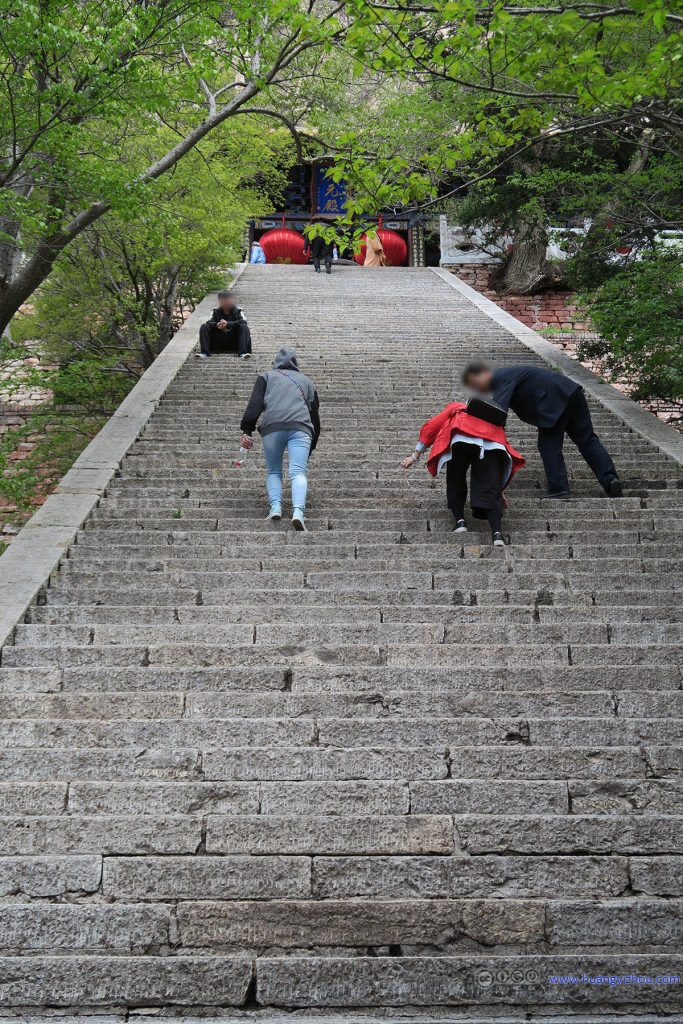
[579,252,683,403]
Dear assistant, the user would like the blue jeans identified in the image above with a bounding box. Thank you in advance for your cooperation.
[262,429,312,513]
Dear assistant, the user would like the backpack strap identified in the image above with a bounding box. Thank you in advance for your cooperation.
[277,369,309,404]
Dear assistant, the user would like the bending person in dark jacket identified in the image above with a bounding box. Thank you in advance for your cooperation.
[198,291,252,359]
[463,362,622,500]
[240,348,320,531]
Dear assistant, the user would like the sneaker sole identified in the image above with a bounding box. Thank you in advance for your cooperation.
[292,519,306,532]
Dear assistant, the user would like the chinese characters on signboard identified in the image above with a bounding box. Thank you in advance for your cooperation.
[315,171,347,215]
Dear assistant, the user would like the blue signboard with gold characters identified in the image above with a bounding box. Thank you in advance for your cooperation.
[315,168,347,216]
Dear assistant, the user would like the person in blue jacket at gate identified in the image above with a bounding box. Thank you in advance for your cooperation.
[250,241,266,264]
[240,348,320,532]
[463,361,622,500]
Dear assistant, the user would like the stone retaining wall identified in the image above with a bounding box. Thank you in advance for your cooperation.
[444,264,591,333]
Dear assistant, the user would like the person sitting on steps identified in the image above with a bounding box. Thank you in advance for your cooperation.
[401,398,525,546]
[197,292,252,359]
[240,348,321,532]
[462,361,623,500]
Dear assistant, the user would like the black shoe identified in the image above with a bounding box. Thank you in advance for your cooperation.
[542,491,571,501]
[326,267,331,274]
[452,519,467,533]
[605,476,623,497]
[492,531,505,547]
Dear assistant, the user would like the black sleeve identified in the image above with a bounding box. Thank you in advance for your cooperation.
[309,390,321,451]
[207,308,220,325]
[240,376,267,434]
[492,370,519,413]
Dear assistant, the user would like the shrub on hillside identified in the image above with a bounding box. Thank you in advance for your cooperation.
[578,253,683,404]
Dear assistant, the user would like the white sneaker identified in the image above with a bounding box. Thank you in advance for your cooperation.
[195,352,209,359]
[266,507,282,522]
[452,519,467,533]
[493,531,506,547]
[292,509,308,532]
[240,353,252,359]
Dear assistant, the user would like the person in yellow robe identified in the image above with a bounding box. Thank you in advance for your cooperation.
[363,230,387,267]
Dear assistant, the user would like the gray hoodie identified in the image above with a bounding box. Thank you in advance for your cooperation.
[240,348,320,446]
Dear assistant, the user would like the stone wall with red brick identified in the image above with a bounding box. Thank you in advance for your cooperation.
[445,264,592,333]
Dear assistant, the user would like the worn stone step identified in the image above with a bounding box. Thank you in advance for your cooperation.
[199,745,671,782]
[40,584,682,609]
[2,715,674,750]
[0,904,172,952]
[454,814,683,854]
[0,689,625,720]
[0,718,315,748]
[174,897,549,951]
[0,815,203,854]
[12,622,614,646]
[21,603,683,628]
[310,853,631,899]
[0,748,203,781]
[0,955,251,1007]
[253,955,683,1008]
[1,661,678,695]
[205,814,455,855]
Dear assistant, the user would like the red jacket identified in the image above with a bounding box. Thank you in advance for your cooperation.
[418,402,525,482]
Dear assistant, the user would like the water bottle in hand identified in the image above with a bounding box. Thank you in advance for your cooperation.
[233,446,250,468]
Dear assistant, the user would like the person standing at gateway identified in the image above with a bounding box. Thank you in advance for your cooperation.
[240,348,321,531]
[304,231,333,274]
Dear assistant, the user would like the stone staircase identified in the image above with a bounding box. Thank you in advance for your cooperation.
[0,264,681,1019]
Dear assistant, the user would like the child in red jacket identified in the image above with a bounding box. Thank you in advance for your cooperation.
[401,402,525,546]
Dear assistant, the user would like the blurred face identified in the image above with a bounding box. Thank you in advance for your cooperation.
[219,297,235,313]
[466,369,493,393]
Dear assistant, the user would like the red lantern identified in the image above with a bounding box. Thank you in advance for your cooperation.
[354,229,408,267]
[259,228,307,265]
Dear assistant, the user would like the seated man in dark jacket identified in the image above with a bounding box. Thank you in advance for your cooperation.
[197,291,252,359]
[463,361,622,499]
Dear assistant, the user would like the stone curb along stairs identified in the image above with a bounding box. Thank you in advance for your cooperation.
[0,266,248,650]
[0,264,681,1020]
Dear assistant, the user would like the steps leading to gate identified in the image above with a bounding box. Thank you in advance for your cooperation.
[0,265,681,1017]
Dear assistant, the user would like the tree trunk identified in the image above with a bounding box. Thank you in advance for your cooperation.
[0,240,64,335]
[157,271,179,353]
[490,152,564,295]
[492,205,550,294]
[0,202,109,335]
[0,218,22,296]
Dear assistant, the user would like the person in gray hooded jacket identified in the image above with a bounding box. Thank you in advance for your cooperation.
[240,348,320,531]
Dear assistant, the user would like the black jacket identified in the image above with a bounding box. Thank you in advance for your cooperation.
[306,236,333,259]
[205,305,247,328]
[492,365,582,429]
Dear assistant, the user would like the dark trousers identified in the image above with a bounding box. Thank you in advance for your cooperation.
[537,390,617,495]
[313,253,332,273]
[446,442,507,534]
[199,321,251,357]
